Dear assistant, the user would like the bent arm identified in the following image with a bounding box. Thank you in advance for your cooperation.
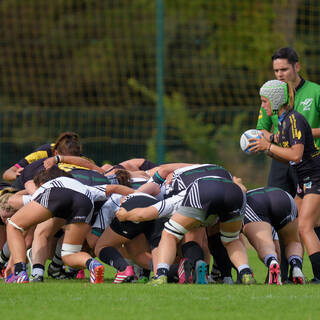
[2,166,24,182]
[116,206,158,222]
[267,143,304,163]
[44,156,104,174]
[156,163,194,179]
[106,184,135,196]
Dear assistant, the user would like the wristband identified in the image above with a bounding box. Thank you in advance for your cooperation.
[152,171,165,185]
[55,155,61,164]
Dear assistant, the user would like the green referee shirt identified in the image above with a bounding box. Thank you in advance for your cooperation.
[256,79,320,147]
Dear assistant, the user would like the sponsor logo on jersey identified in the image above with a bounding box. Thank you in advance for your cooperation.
[300,98,313,111]
[73,216,86,220]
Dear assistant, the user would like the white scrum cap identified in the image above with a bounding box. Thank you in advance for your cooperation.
[259,80,288,111]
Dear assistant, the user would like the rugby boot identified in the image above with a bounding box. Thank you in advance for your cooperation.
[5,273,16,283]
[178,258,193,284]
[30,275,44,282]
[89,260,104,284]
[147,275,168,285]
[267,262,282,285]
[290,267,305,285]
[113,265,135,284]
[47,263,69,280]
[76,269,86,279]
[15,271,29,283]
[194,260,208,284]
[240,268,256,285]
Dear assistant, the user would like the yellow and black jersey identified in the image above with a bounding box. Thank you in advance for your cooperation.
[13,158,110,190]
[279,110,320,182]
[14,143,54,169]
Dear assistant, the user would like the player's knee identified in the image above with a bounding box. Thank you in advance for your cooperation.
[61,243,82,258]
[164,219,188,241]
[220,230,240,244]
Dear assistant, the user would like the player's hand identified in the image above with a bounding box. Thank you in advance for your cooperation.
[116,207,128,222]
[15,167,24,177]
[248,134,269,153]
[43,157,57,170]
[232,176,247,193]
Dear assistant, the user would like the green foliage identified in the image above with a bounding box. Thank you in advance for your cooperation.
[128,78,257,168]
[129,78,216,163]
[0,0,318,110]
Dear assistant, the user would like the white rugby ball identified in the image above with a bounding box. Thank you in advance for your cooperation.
[240,129,262,154]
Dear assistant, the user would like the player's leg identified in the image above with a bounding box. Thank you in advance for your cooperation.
[150,213,200,284]
[278,219,304,284]
[243,221,280,284]
[95,226,135,283]
[298,194,320,282]
[30,217,65,281]
[220,219,255,285]
[6,201,52,282]
[62,222,103,284]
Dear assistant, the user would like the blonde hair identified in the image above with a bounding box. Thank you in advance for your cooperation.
[286,81,295,110]
[0,187,18,218]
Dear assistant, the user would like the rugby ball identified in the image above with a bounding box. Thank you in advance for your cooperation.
[240,129,262,154]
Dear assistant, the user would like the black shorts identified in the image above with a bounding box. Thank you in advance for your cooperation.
[110,218,154,241]
[148,217,168,250]
[267,159,298,198]
[244,187,297,231]
[179,177,245,224]
[110,193,163,247]
[33,188,94,224]
[297,176,320,198]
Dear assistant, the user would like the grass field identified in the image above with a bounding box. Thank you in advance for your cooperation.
[1,250,320,320]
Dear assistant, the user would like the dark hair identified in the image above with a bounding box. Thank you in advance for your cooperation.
[53,132,82,156]
[33,166,73,187]
[272,47,299,65]
[115,169,132,187]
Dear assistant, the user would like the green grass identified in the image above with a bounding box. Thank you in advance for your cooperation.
[1,250,320,320]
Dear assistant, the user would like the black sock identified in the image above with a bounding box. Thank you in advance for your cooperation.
[142,268,151,278]
[99,247,128,271]
[279,241,288,281]
[14,262,26,276]
[85,258,94,270]
[181,241,204,268]
[309,252,320,279]
[167,263,179,283]
[156,268,169,277]
[208,233,233,277]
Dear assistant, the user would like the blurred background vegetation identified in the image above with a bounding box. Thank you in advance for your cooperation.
[0,0,319,187]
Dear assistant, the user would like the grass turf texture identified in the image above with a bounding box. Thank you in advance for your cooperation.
[1,250,320,320]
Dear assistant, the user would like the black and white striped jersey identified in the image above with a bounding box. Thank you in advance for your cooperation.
[169,164,232,195]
